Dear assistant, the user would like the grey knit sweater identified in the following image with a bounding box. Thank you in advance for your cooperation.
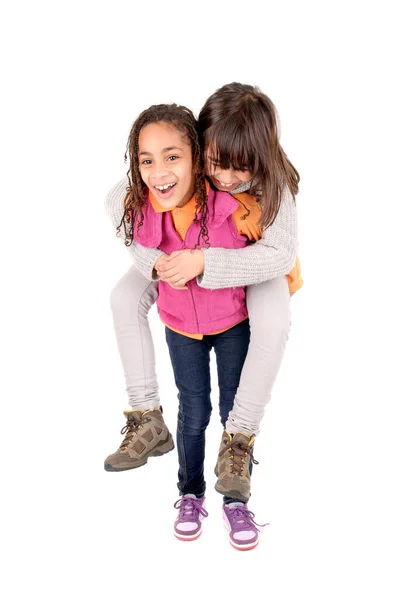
[105,177,297,289]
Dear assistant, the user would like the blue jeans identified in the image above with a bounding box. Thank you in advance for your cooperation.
[165,320,250,498]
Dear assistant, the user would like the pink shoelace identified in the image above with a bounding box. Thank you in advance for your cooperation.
[174,496,208,523]
[226,503,267,533]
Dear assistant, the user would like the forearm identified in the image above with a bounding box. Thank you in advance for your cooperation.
[198,186,297,289]
[129,242,163,280]
[104,176,163,280]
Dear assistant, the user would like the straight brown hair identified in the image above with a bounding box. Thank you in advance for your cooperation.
[198,82,300,230]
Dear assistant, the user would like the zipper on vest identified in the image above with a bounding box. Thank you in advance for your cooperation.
[181,233,199,331]
[188,283,199,331]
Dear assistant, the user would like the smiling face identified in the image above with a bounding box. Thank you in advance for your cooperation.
[138,122,195,210]
[205,148,252,192]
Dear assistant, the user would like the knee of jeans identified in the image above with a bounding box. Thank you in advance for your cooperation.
[178,408,212,435]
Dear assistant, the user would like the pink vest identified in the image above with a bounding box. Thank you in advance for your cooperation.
[134,187,249,334]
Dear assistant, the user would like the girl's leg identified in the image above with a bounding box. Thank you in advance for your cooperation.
[226,276,291,436]
[212,320,252,503]
[104,266,174,472]
[212,320,251,428]
[165,328,212,498]
[110,265,159,410]
[214,277,290,500]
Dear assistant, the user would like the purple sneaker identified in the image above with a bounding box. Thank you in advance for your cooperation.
[223,502,267,551]
[174,494,208,541]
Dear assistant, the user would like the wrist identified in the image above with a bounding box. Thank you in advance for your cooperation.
[192,249,204,275]
[154,253,167,271]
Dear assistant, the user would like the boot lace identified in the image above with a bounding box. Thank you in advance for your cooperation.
[118,413,150,451]
[218,437,259,476]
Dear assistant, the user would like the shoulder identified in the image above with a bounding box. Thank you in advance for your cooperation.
[231,193,262,241]
[273,184,297,228]
[280,183,295,206]
[232,193,262,218]
[257,184,297,246]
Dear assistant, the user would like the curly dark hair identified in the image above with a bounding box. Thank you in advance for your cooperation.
[118,104,209,248]
[198,82,300,230]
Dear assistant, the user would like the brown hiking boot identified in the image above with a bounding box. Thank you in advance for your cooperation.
[214,431,258,502]
[104,408,174,472]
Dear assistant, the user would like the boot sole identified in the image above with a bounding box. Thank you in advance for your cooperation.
[104,434,175,472]
[214,468,250,502]
[214,482,250,503]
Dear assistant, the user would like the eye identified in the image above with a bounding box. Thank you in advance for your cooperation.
[232,164,249,173]
[167,155,179,161]
[208,159,220,168]
[141,159,152,166]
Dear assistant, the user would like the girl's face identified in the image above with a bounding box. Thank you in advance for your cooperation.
[138,122,195,210]
[205,148,252,191]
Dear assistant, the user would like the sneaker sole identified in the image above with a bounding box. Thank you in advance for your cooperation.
[104,434,175,471]
[174,530,202,542]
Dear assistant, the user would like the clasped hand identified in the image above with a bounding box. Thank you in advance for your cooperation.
[155,249,204,290]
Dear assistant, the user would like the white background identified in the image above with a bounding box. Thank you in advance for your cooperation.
[1,1,397,598]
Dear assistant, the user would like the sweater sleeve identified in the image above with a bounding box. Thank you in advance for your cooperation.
[104,176,163,280]
[197,186,298,289]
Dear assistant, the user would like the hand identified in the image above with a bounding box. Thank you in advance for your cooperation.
[156,249,204,288]
[154,253,169,272]
[167,281,189,290]
[154,252,188,290]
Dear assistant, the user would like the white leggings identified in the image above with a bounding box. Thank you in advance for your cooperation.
[110,266,291,436]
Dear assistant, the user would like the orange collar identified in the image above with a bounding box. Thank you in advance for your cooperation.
[148,180,211,214]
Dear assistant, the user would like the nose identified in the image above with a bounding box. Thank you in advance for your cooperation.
[152,165,169,180]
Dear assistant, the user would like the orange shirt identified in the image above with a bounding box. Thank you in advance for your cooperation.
[149,190,262,242]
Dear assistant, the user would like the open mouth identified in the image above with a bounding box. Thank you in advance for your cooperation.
[154,182,177,198]
[215,178,235,189]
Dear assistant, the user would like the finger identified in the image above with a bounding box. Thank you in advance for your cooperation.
[160,257,181,270]
[158,267,180,279]
[164,273,187,285]
[158,273,186,286]
[154,254,170,270]
[165,250,184,261]
[168,281,188,290]
[169,284,188,290]
[168,250,185,258]
[157,272,173,281]
[170,276,186,286]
